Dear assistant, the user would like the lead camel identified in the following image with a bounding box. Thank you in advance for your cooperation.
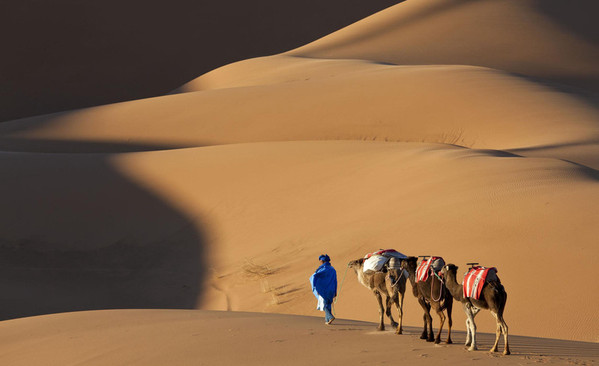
[348,257,408,334]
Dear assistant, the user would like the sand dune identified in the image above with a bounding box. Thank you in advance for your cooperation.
[0,0,398,122]
[1,141,597,342]
[0,310,597,365]
[0,0,598,358]
[178,0,599,93]
[1,62,598,169]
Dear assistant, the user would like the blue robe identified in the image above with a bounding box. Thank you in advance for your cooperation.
[310,262,337,303]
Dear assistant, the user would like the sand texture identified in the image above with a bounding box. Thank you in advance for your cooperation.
[0,310,597,366]
[1,0,598,363]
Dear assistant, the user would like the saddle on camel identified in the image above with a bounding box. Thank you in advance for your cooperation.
[416,256,445,282]
[462,265,498,300]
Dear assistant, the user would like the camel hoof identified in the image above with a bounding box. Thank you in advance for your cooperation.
[468,346,477,352]
[490,348,498,353]
[446,339,453,345]
[377,326,385,331]
[420,334,428,340]
[503,350,511,356]
[434,338,441,344]
[391,322,399,328]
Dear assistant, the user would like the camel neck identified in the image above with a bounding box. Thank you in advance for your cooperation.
[406,263,419,297]
[445,270,464,302]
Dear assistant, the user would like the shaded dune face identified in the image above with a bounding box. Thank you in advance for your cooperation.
[0,152,206,319]
[0,0,399,122]
[286,0,599,92]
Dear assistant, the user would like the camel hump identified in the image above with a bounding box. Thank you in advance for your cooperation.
[486,268,499,282]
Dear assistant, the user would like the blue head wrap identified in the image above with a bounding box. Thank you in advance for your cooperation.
[319,254,330,262]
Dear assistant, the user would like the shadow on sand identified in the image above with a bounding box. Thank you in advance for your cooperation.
[0,146,207,319]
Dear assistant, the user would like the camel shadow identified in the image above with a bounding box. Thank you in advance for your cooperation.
[447,329,599,358]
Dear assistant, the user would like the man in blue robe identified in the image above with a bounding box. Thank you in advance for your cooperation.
[310,254,337,325]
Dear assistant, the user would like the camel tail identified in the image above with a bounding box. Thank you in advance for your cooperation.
[488,280,507,316]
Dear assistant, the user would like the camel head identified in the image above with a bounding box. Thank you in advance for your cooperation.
[441,263,459,279]
[348,258,365,272]
[401,256,418,273]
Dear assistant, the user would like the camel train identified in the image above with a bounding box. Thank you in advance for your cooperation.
[348,250,510,355]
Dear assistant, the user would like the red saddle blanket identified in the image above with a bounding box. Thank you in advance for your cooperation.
[416,256,444,282]
[462,266,497,300]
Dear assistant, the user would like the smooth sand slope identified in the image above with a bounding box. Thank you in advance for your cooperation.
[1,141,598,343]
[0,0,598,358]
[0,310,597,366]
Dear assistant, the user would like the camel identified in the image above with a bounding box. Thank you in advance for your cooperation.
[401,256,453,344]
[441,264,510,355]
[348,257,408,334]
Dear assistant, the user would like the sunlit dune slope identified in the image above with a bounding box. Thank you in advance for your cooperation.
[289,0,599,92]
[178,0,599,93]
[1,141,597,341]
[0,310,597,365]
[1,61,598,169]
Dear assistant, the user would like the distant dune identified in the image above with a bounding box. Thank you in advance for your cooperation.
[0,0,598,356]
[0,0,398,122]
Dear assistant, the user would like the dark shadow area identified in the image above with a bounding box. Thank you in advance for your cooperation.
[0,0,400,122]
[445,328,599,358]
[324,321,599,357]
[505,71,599,116]
[535,0,599,46]
[508,139,599,173]
[0,136,198,153]
[0,151,206,319]
[560,159,599,181]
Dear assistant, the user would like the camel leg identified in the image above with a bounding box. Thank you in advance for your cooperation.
[490,311,501,353]
[386,296,398,328]
[465,317,472,347]
[498,314,510,355]
[499,315,511,355]
[418,298,433,341]
[374,291,385,331]
[395,291,404,335]
[463,303,473,347]
[500,293,510,355]
[434,306,446,344]
[446,296,453,344]
[470,314,479,351]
